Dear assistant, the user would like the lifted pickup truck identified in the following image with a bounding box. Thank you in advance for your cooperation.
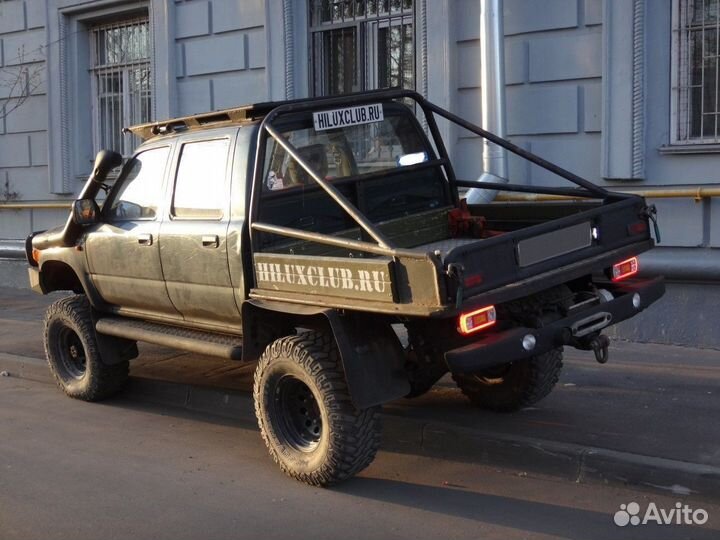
[27,89,664,485]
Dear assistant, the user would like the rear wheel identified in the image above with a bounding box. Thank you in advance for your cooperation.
[43,295,129,401]
[452,348,563,412]
[253,331,381,486]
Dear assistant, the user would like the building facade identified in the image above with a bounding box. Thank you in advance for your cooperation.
[1,0,719,345]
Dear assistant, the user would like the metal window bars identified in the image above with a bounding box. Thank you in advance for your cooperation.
[249,89,620,260]
[91,17,152,157]
[675,0,720,142]
[309,0,414,96]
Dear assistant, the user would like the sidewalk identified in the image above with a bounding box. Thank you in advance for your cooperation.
[2,286,719,499]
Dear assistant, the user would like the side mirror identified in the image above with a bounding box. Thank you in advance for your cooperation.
[72,199,101,226]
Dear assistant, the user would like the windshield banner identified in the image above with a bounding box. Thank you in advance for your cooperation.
[313,104,384,131]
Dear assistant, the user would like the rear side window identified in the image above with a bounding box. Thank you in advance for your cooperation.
[172,139,230,219]
[106,147,169,221]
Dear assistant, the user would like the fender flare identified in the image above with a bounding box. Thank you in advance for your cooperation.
[242,299,410,409]
[38,248,106,309]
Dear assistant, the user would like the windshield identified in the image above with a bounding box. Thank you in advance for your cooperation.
[263,103,431,191]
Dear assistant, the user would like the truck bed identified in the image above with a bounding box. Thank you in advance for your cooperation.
[251,194,654,317]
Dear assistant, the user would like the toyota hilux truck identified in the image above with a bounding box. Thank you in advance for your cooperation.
[26,89,664,486]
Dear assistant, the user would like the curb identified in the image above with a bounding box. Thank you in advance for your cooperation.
[2,352,718,500]
[0,259,33,288]
[384,419,720,501]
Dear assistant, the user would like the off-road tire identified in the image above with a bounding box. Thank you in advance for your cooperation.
[452,348,563,412]
[43,295,129,401]
[254,331,381,486]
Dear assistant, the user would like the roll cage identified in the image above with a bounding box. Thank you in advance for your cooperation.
[248,88,629,260]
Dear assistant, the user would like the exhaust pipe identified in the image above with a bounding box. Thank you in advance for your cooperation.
[466,0,509,204]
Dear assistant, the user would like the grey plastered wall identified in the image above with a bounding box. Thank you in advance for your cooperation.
[644,0,720,185]
[0,0,270,240]
[0,0,52,238]
[448,0,718,249]
[1,0,718,251]
[174,0,268,116]
[600,0,718,248]
[451,0,603,187]
[607,282,720,350]
[641,0,719,248]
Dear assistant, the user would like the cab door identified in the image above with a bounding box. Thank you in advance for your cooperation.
[159,130,240,329]
[85,145,179,318]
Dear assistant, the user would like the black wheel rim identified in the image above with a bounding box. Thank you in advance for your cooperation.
[57,327,87,379]
[272,375,322,452]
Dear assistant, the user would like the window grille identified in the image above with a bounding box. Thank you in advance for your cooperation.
[674,0,720,143]
[91,17,152,156]
[309,0,414,97]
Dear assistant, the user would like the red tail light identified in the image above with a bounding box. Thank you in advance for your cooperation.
[458,305,496,335]
[612,257,639,281]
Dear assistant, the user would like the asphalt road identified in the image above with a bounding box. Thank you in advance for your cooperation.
[2,286,718,468]
[1,377,718,540]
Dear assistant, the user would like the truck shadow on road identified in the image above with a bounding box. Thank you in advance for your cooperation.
[103,395,718,540]
[338,477,718,540]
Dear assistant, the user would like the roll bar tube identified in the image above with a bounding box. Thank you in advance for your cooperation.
[263,123,392,248]
[248,88,618,259]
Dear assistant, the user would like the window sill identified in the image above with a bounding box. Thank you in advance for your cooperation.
[658,143,720,155]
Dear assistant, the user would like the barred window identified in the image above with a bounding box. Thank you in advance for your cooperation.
[91,17,152,156]
[674,0,720,143]
[309,1,415,97]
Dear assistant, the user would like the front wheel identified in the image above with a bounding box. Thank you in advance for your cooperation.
[43,295,129,401]
[452,348,563,412]
[253,331,381,486]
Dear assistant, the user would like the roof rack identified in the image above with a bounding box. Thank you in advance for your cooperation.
[124,105,256,140]
[124,88,416,141]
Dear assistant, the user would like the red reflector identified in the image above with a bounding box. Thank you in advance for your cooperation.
[463,274,484,288]
[628,221,648,236]
[612,257,639,281]
[458,305,497,335]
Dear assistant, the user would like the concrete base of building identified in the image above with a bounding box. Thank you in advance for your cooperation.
[0,259,30,289]
[608,281,720,350]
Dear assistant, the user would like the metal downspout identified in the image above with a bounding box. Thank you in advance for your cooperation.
[283,0,295,100]
[466,0,509,204]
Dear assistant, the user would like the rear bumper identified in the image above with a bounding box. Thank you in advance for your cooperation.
[444,276,665,374]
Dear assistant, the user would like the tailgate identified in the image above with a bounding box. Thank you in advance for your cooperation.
[443,196,653,303]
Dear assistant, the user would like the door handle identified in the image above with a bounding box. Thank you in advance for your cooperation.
[201,235,220,248]
[137,233,153,246]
